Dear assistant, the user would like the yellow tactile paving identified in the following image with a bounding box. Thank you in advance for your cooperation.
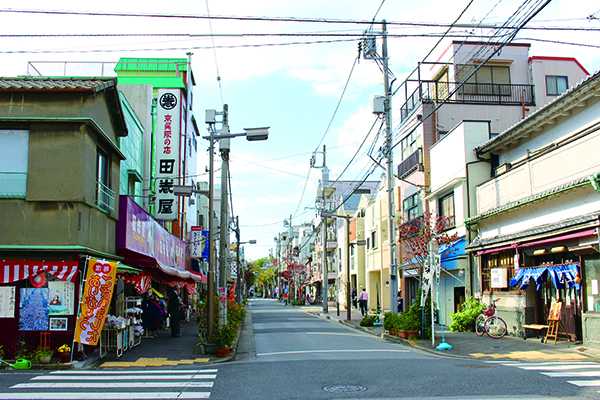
[469,350,589,361]
[100,357,210,368]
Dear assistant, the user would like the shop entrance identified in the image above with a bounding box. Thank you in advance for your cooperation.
[519,252,583,342]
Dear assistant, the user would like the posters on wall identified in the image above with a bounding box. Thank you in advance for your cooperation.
[0,286,15,318]
[48,281,75,315]
[19,288,49,331]
[49,317,68,331]
[74,258,117,345]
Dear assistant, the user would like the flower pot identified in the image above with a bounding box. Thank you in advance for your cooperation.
[215,346,230,357]
[38,355,52,364]
[398,330,418,339]
[57,352,70,363]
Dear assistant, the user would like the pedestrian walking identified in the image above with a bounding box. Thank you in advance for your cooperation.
[397,290,404,313]
[358,288,368,316]
[167,289,182,337]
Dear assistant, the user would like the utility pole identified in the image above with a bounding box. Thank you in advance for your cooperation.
[207,117,217,339]
[218,104,230,327]
[382,21,398,313]
[235,216,242,303]
[345,217,351,321]
[321,145,329,314]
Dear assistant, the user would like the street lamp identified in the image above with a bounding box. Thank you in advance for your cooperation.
[204,105,269,338]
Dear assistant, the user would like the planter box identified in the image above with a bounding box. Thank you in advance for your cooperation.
[397,330,418,339]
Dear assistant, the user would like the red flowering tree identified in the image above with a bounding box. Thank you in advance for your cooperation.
[398,211,459,295]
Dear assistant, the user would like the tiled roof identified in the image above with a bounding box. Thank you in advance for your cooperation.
[0,77,116,93]
[467,211,600,249]
[476,69,600,155]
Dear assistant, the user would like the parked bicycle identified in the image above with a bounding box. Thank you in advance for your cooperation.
[475,298,507,339]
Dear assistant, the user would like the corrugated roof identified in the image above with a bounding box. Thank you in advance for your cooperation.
[476,69,600,155]
[0,76,115,93]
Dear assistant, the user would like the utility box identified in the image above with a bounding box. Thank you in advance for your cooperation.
[373,96,385,114]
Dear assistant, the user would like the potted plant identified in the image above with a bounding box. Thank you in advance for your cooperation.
[396,303,420,338]
[56,344,71,363]
[34,348,53,364]
[214,324,235,357]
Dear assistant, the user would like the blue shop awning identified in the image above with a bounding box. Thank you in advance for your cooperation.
[510,263,580,291]
[439,237,466,271]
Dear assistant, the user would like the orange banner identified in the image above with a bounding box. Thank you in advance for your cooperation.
[73,258,117,345]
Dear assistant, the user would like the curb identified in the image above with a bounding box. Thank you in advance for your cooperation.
[333,317,600,363]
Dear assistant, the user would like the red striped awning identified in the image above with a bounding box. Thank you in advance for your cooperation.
[1,260,79,284]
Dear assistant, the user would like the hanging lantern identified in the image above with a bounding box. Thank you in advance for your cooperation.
[30,272,47,288]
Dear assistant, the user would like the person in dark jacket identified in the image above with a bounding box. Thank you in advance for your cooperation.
[167,289,182,337]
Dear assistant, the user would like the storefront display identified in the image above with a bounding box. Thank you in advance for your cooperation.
[48,281,75,316]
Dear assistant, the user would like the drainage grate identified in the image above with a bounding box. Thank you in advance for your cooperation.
[322,384,368,393]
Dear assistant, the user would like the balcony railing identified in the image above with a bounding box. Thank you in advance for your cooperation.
[0,172,27,197]
[97,181,116,213]
[400,81,535,123]
[397,148,423,179]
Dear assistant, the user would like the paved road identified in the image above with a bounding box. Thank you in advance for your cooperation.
[0,299,599,399]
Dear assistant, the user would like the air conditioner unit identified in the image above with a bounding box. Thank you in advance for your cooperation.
[495,162,512,175]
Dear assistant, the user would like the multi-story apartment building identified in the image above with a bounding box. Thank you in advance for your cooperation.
[467,71,600,344]
[427,120,492,326]
[394,40,588,309]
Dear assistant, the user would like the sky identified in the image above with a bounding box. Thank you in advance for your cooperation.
[1,0,600,260]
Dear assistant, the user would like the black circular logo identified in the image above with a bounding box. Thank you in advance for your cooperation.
[159,93,177,110]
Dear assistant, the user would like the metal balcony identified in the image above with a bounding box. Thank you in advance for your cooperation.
[97,181,116,213]
[400,81,535,123]
[397,148,423,179]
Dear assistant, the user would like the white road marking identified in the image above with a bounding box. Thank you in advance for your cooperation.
[543,370,600,377]
[50,369,218,374]
[0,393,210,399]
[32,374,216,381]
[495,361,598,367]
[257,349,409,356]
[566,379,600,387]
[513,364,600,371]
[304,332,366,337]
[12,381,214,389]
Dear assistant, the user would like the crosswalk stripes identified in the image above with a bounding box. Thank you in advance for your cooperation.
[491,361,600,394]
[0,368,217,399]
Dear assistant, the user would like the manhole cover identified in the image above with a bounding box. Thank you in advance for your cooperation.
[322,384,368,393]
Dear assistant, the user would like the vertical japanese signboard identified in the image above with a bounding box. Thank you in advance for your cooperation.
[155,89,181,220]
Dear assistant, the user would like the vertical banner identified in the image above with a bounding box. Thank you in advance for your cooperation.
[74,258,117,345]
[155,89,181,220]
[190,226,204,259]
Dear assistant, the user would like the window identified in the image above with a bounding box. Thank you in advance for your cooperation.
[366,237,371,250]
[403,193,423,222]
[584,256,600,313]
[400,129,421,161]
[458,65,511,95]
[96,149,114,212]
[438,192,455,229]
[481,251,515,293]
[199,214,205,227]
[371,231,377,249]
[546,75,568,96]
[0,130,28,197]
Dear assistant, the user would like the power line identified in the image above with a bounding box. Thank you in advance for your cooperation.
[204,0,224,106]
[313,56,358,152]
[332,118,382,183]
[392,0,552,152]
[1,8,598,31]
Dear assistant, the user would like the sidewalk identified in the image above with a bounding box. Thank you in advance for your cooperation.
[303,304,600,362]
[98,320,214,368]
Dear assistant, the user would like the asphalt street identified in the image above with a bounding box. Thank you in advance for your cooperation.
[0,299,599,399]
